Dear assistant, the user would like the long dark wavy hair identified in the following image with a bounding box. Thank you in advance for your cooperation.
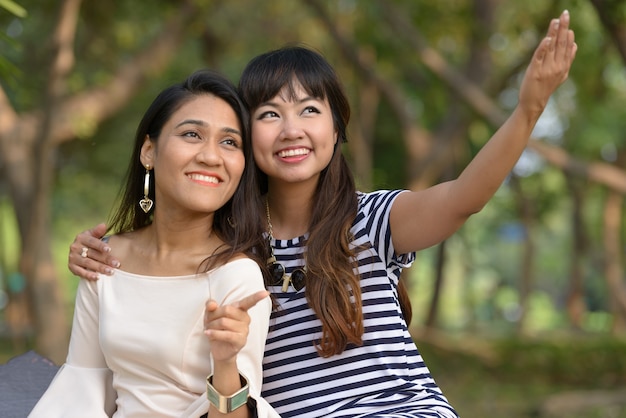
[107,69,267,273]
[239,46,412,357]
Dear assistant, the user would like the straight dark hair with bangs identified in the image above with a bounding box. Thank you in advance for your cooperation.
[239,45,351,198]
[238,45,412,357]
[239,45,350,142]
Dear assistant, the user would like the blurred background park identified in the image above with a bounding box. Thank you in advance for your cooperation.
[1,0,626,417]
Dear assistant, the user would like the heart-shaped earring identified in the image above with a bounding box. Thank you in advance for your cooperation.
[139,164,154,214]
[139,198,153,213]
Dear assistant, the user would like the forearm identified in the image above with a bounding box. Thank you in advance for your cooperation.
[451,105,539,214]
[204,282,272,418]
[450,11,574,216]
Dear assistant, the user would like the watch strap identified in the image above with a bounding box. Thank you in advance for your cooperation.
[206,373,249,414]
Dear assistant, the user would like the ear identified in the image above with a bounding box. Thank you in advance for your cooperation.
[334,130,339,145]
[140,135,155,168]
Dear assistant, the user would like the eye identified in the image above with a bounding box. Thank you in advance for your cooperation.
[221,137,242,148]
[257,110,279,120]
[181,131,201,140]
[302,106,321,115]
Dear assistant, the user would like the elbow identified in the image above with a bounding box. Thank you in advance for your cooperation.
[460,204,485,220]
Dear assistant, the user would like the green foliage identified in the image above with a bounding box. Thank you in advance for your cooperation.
[0,198,20,275]
[1,0,625,361]
[495,336,626,386]
[1,4,626,416]
[417,335,626,418]
[0,0,26,17]
[0,0,25,87]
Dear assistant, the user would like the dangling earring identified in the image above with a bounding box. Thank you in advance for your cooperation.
[139,164,154,214]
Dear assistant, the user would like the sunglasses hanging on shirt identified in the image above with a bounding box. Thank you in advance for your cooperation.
[265,199,307,292]
[266,251,306,292]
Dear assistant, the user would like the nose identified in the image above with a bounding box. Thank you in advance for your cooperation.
[195,140,222,165]
[280,115,305,140]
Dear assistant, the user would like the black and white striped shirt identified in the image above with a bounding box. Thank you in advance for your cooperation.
[261,190,458,418]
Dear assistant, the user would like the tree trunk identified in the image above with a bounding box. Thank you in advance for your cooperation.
[22,224,68,363]
[0,0,201,362]
[425,241,446,329]
[510,176,535,335]
[351,48,379,191]
[19,0,83,363]
[602,189,626,333]
[565,176,588,329]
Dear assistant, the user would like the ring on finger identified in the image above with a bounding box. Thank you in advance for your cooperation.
[81,247,89,258]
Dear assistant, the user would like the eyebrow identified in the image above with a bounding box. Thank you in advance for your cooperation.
[175,119,241,136]
[262,95,320,107]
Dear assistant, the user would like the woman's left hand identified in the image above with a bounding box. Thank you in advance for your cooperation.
[519,10,577,118]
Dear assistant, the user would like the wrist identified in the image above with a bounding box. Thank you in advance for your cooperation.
[514,101,544,125]
[206,373,249,414]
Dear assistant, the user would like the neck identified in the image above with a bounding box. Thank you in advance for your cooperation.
[114,212,221,276]
[265,182,314,240]
[149,214,216,255]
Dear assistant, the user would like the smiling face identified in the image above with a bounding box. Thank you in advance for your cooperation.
[140,94,245,217]
[251,81,338,190]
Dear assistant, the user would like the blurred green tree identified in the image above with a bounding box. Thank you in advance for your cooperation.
[1,0,626,364]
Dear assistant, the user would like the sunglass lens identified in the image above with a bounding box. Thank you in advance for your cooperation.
[269,263,285,284]
[291,269,306,291]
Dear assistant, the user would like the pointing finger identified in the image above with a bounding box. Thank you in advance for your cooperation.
[232,290,270,312]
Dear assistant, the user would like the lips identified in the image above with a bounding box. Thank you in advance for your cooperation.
[187,173,220,184]
[277,148,310,158]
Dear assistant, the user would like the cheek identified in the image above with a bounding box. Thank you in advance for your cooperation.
[319,127,337,150]
[251,123,274,149]
[251,134,271,166]
[252,146,270,174]
[230,154,246,181]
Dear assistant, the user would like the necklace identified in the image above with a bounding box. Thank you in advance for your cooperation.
[265,198,307,292]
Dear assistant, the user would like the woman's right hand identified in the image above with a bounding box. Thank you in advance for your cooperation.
[68,223,120,281]
[204,290,270,362]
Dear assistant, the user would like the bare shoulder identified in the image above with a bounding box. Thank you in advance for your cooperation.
[106,231,138,264]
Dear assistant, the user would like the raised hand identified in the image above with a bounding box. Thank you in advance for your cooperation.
[204,290,270,362]
[519,10,577,118]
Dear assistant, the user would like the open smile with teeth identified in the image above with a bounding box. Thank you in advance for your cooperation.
[278,148,310,158]
[188,173,220,184]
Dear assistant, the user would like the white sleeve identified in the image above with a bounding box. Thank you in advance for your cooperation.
[28,279,116,417]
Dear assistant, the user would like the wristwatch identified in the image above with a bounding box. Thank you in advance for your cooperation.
[206,373,249,414]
